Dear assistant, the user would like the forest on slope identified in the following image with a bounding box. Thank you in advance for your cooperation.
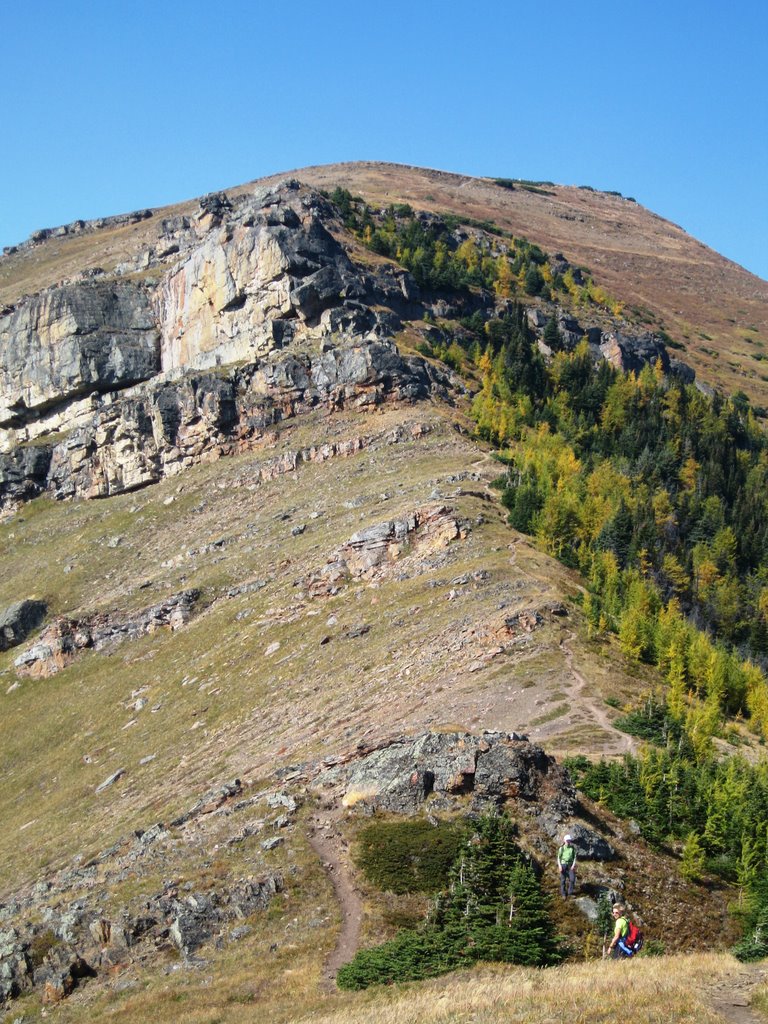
[323,186,768,963]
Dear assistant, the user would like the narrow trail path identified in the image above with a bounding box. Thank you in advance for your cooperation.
[558,630,637,757]
[707,962,768,1024]
[505,537,634,754]
[307,807,364,988]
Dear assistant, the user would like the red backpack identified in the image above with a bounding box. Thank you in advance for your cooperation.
[624,920,644,955]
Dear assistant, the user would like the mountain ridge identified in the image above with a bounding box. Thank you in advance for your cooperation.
[3,162,768,411]
[0,163,766,1020]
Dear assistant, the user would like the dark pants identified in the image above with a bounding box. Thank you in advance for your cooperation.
[559,865,576,896]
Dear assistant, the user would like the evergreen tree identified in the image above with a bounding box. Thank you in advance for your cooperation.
[524,264,545,295]
[680,831,706,880]
[340,813,562,988]
[595,892,614,957]
[543,316,563,351]
[506,861,562,965]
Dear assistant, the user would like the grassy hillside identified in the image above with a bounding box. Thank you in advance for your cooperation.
[1,403,653,889]
[3,163,768,1021]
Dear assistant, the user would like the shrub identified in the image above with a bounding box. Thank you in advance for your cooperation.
[341,814,562,989]
[642,938,666,956]
[337,928,462,989]
[614,694,680,745]
[524,265,545,296]
[733,907,768,961]
[28,928,60,968]
[354,818,468,894]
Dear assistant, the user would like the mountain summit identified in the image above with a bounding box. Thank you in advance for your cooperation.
[0,164,765,1019]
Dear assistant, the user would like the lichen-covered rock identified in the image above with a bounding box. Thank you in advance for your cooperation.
[0,928,32,1005]
[167,875,284,958]
[37,948,97,1005]
[321,731,574,817]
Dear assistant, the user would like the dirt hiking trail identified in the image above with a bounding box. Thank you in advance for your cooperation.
[308,807,364,987]
[707,962,768,1024]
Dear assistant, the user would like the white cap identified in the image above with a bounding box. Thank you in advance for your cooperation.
[564,834,573,842]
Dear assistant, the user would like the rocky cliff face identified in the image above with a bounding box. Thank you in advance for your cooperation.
[0,181,412,430]
[0,178,690,513]
[0,341,455,507]
[0,280,159,427]
[0,181,452,509]
[156,186,400,372]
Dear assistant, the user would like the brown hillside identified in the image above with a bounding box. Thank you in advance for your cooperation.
[269,162,768,407]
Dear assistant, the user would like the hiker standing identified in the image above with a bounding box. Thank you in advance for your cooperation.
[608,902,635,958]
[557,833,577,898]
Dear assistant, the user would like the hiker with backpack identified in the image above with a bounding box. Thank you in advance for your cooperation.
[557,834,577,898]
[607,902,643,958]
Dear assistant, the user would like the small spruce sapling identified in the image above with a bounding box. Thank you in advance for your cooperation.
[596,893,614,959]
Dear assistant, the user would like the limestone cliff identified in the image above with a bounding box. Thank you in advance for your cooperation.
[0,280,159,427]
[0,178,689,512]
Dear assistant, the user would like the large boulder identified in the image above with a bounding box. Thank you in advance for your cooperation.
[0,599,47,651]
[537,817,617,861]
[319,731,576,817]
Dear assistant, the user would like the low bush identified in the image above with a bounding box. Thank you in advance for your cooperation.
[354,818,469,894]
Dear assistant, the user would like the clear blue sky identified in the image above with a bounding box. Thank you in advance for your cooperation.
[3,0,767,280]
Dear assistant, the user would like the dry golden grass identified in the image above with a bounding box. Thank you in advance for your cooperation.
[753,980,768,1017]
[289,954,754,1024]
[12,939,758,1024]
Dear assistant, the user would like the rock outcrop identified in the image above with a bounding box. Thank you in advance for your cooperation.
[0,781,294,1010]
[14,589,200,678]
[530,307,695,384]
[0,599,47,651]
[0,182,418,442]
[158,186,392,372]
[315,731,574,815]
[0,342,456,508]
[313,731,616,862]
[0,281,160,427]
[0,178,693,514]
[307,505,466,596]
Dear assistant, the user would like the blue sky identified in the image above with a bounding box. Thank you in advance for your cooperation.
[3,0,767,280]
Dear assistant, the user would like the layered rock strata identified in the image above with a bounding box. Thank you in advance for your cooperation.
[0,342,455,509]
[14,590,200,678]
